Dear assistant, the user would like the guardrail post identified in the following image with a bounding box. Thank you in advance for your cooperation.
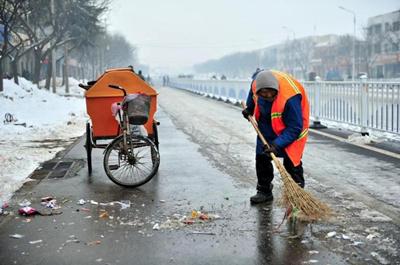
[360,78,369,136]
[310,81,327,129]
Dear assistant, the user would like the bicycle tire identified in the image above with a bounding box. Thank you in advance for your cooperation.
[103,135,160,187]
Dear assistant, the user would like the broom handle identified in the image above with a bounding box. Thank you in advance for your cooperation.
[241,101,277,160]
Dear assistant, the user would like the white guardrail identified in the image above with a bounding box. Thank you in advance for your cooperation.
[169,78,400,137]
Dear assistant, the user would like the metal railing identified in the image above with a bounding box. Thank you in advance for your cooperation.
[169,78,400,137]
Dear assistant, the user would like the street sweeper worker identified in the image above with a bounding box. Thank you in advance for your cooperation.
[242,69,310,204]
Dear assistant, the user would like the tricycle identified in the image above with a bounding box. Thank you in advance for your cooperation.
[80,67,160,187]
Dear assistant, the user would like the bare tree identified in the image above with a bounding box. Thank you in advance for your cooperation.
[0,0,25,91]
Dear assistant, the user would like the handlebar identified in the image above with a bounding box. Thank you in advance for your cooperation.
[108,84,127,96]
[78,83,90,90]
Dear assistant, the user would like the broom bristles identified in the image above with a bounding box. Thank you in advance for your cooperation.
[273,156,331,221]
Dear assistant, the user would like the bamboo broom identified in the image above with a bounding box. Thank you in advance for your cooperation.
[241,102,331,221]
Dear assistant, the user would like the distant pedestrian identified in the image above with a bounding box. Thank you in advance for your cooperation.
[138,70,145,81]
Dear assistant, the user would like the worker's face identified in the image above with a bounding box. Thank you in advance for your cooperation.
[258,88,277,102]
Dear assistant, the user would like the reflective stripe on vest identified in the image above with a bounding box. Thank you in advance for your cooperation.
[252,70,310,166]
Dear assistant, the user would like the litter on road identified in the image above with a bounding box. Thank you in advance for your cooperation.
[188,231,216,235]
[9,234,24,239]
[18,206,37,216]
[29,240,43,245]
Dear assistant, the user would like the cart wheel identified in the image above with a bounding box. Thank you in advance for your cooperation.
[152,121,159,150]
[85,122,93,174]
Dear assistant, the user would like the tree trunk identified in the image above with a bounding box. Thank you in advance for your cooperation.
[64,45,69,93]
[45,54,52,90]
[0,60,4,92]
[33,51,42,85]
[11,59,19,85]
[62,62,65,86]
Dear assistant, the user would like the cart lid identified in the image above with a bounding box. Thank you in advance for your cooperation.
[85,68,158,98]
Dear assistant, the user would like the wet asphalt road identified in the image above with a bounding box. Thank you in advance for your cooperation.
[0,107,348,265]
[0,86,399,264]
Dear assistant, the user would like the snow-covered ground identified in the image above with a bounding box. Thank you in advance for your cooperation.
[0,77,87,205]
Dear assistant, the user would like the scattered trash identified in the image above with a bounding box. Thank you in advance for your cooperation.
[325,231,337,238]
[188,231,216,235]
[96,258,103,262]
[43,199,59,209]
[22,218,32,223]
[99,211,109,219]
[207,214,221,220]
[80,208,90,212]
[2,202,9,209]
[159,200,166,203]
[116,200,131,210]
[199,213,209,221]
[342,234,351,240]
[77,199,86,205]
[182,219,195,225]
[87,240,101,246]
[308,250,319,255]
[153,223,160,230]
[84,216,92,219]
[29,240,43,245]
[90,200,99,205]
[191,210,199,219]
[3,113,17,124]
[366,233,379,240]
[18,199,31,207]
[18,206,38,216]
[41,196,54,202]
[9,234,24,239]
[352,241,364,246]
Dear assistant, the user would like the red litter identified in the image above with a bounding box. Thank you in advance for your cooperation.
[18,207,38,216]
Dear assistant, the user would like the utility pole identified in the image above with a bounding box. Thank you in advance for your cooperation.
[51,0,57,93]
[339,6,356,81]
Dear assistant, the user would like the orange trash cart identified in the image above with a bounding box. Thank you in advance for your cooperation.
[81,67,159,174]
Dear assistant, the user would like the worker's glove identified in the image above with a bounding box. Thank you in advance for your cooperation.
[263,143,279,157]
[242,108,252,120]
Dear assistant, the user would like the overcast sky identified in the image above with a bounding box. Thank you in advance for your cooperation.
[108,0,400,72]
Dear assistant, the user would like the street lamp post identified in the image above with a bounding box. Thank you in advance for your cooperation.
[282,26,296,75]
[339,6,356,81]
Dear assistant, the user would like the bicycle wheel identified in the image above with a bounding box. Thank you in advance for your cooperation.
[103,135,160,187]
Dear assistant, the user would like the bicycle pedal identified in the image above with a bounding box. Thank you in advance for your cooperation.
[109,165,119,170]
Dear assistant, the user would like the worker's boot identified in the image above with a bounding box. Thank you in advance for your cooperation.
[250,184,273,204]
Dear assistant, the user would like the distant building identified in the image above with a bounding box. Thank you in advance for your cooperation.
[367,10,400,78]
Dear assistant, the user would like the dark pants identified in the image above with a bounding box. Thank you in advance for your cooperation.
[255,154,305,192]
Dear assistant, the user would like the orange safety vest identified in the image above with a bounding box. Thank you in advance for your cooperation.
[252,70,310,166]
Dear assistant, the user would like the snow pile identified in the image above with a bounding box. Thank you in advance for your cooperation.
[0,77,87,204]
